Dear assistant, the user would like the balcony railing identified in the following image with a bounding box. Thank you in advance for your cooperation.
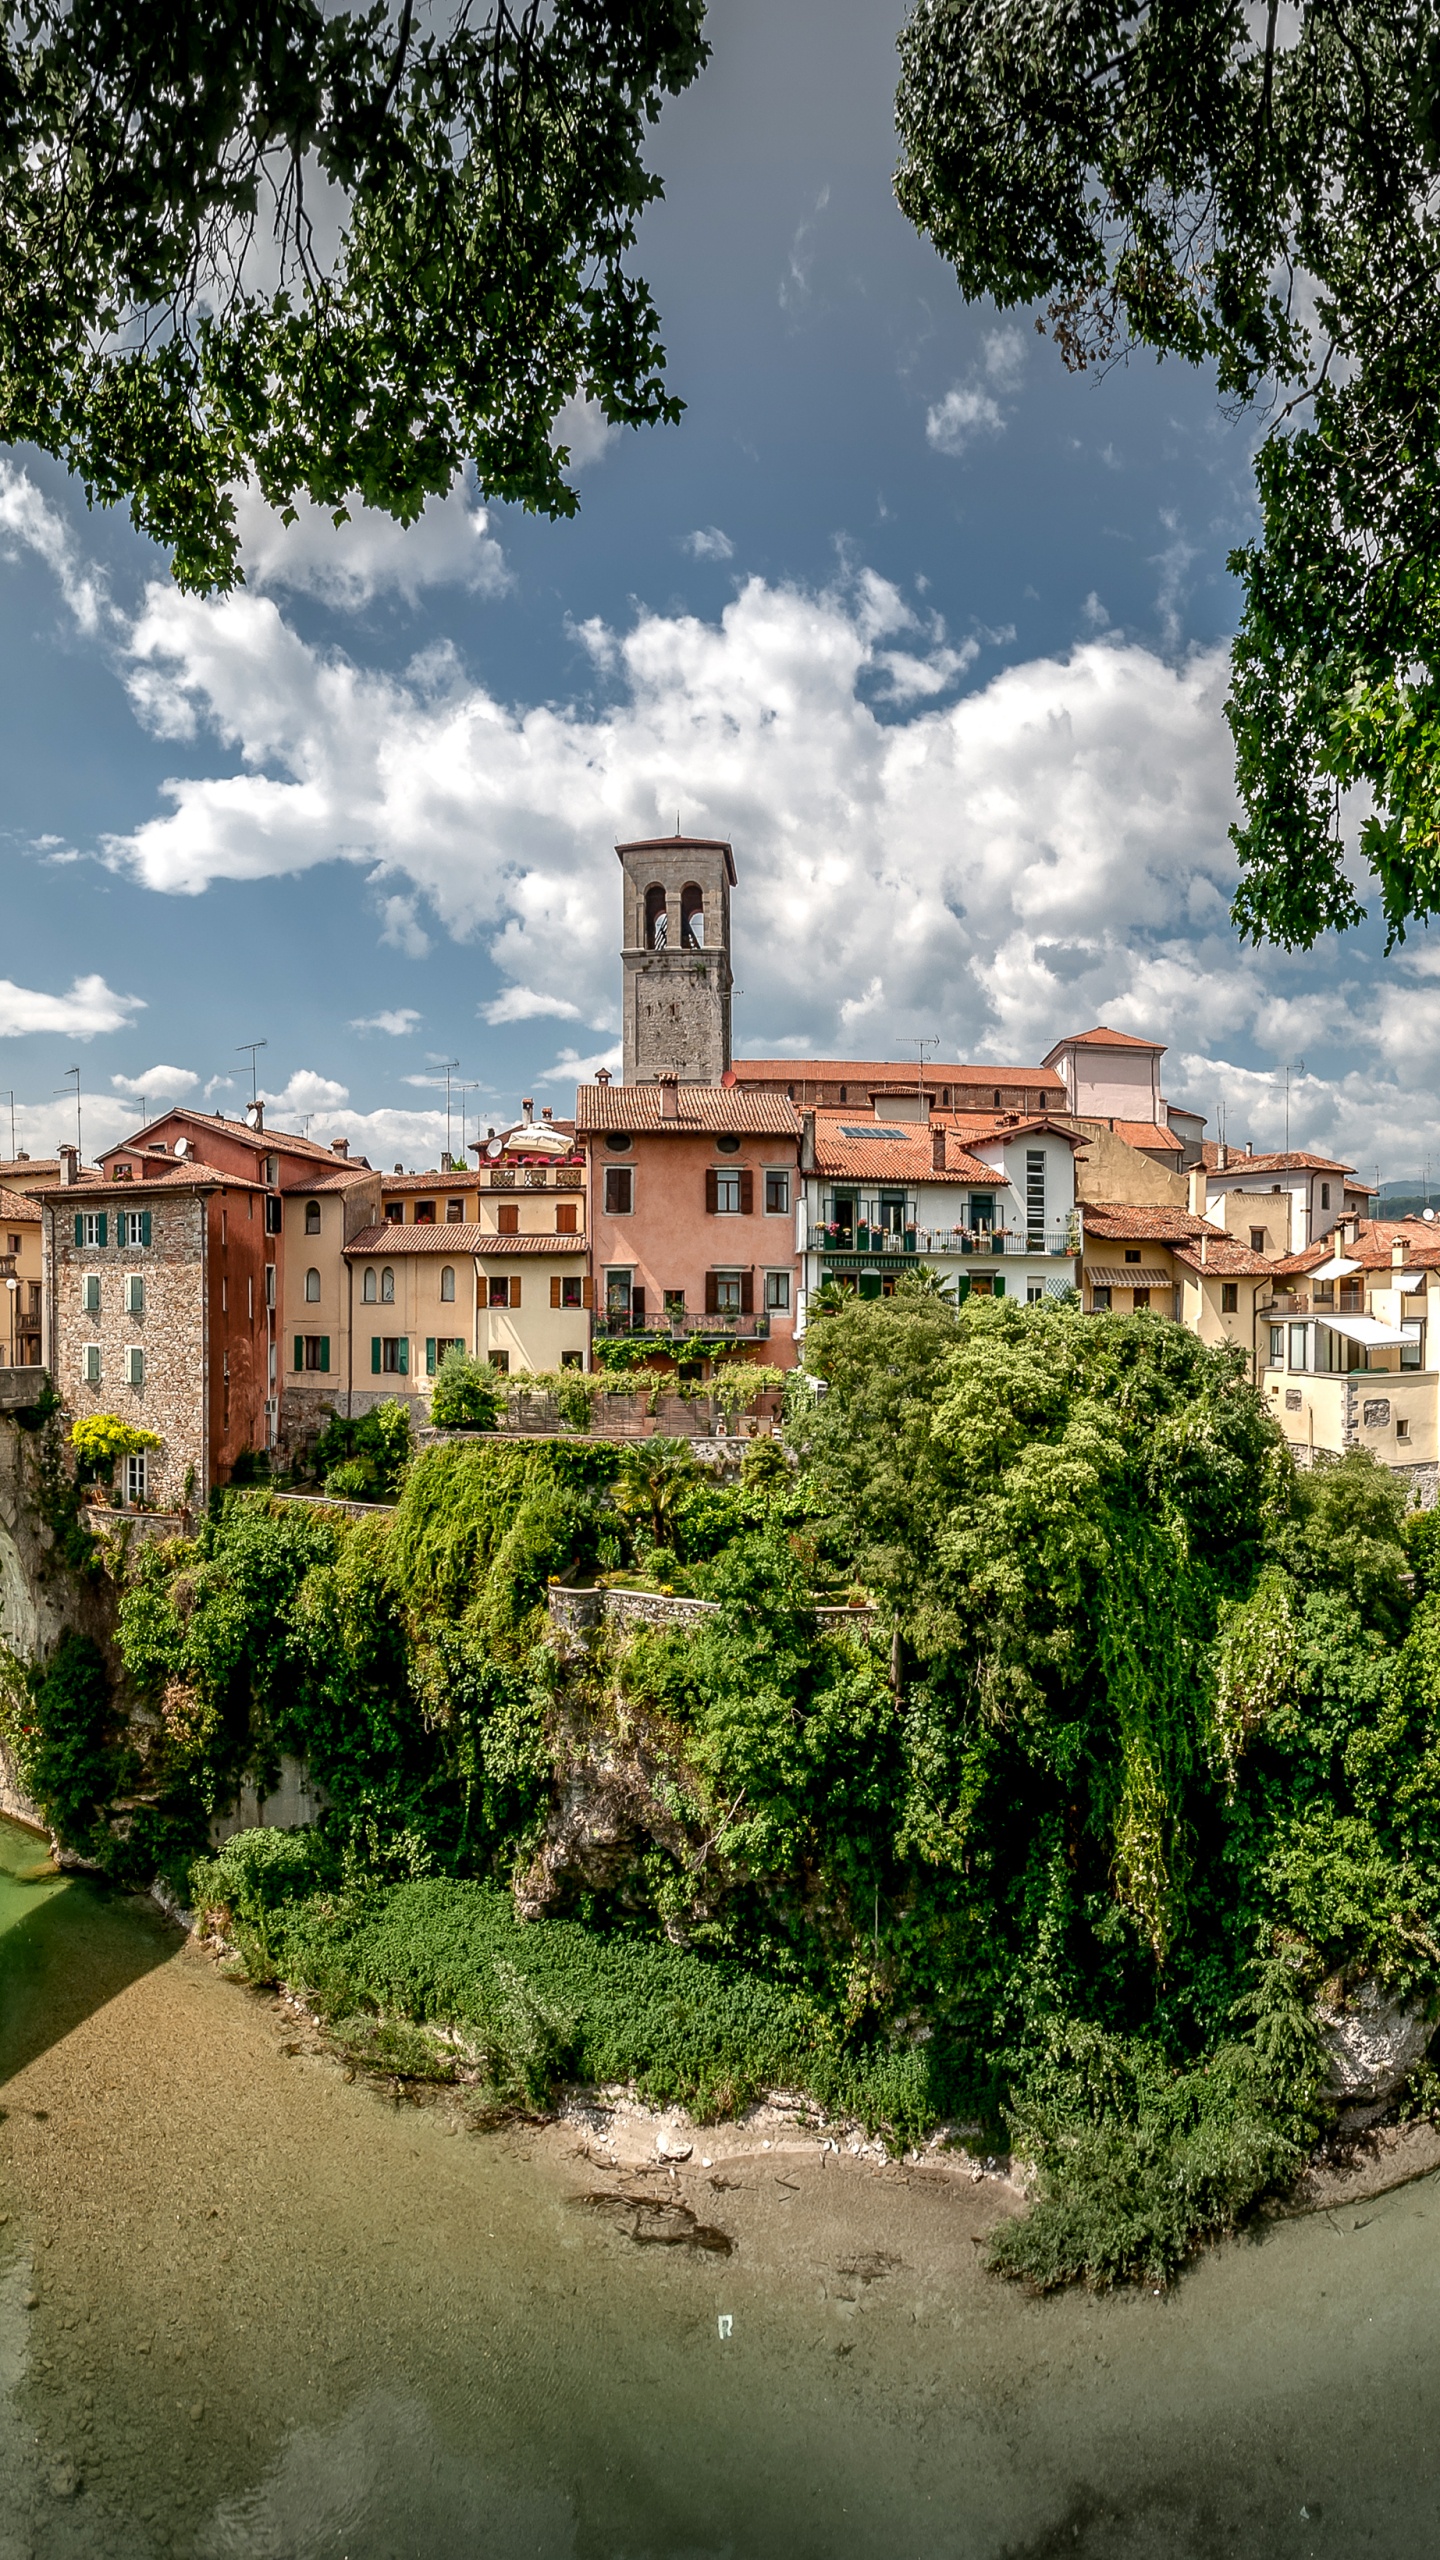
[817,1221,1079,1260]
[595,1311,772,1343]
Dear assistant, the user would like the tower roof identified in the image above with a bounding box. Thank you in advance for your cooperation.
[616,833,737,885]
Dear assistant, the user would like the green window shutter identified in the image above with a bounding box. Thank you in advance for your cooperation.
[140,1211,151,1247]
[371,1337,381,1374]
[426,1338,436,1376]
[993,1276,1005,1299]
[294,1336,304,1371]
[956,1275,971,1305]
[97,1213,107,1248]
[319,1337,330,1373]
[398,1338,409,1375]
[73,1214,82,1247]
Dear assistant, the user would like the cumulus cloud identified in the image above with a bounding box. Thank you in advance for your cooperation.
[232,478,510,610]
[0,973,143,1039]
[0,463,107,632]
[350,1009,421,1036]
[534,1042,623,1085]
[926,326,1027,458]
[111,1064,200,1101]
[684,528,735,563]
[258,1069,351,1117]
[551,394,619,470]
[481,987,587,1026]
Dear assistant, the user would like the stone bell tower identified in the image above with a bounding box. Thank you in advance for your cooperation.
[617,832,735,1084]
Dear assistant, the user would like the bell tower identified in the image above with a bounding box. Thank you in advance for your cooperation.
[617,833,735,1084]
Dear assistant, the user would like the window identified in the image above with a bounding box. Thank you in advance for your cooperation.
[265,1195,282,1235]
[1313,1279,1334,1306]
[371,1337,409,1374]
[247,1276,253,1319]
[1027,1280,1044,1304]
[305,1201,321,1233]
[1124,1248,1141,1265]
[1269,1324,1285,1365]
[126,1273,145,1316]
[645,883,668,947]
[294,1335,330,1372]
[880,1195,907,1236]
[126,1346,145,1386]
[265,1263,276,1309]
[305,1266,321,1303]
[707,1168,753,1214]
[605,1269,632,1319]
[605,1166,634,1215]
[414,1201,436,1224]
[604,1133,632,1153]
[716,1134,741,1156]
[556,1202,578,1234]
[385,1201,404,1223]
[1289,1324,1311,1371]
[381,1266,395,1304]
[1399,1417,1412,1442]
[1250,1228,1266,1253]
[489,1276,522,1308]
[680,883,704,948]
[363,1268,378,1303]
[115,1209,151,1247]
[221,1277,227,1314]
[124,1453,147,1506]
[446,1201,464,1223]
[1091,1286,1112,1312]
[715,1170,741,1215]
[489,1350,510,1374]
[969,1195,995,1232]
[561,1349,584,1369]
[82,1274,100,1314]
[765,1170,791,1215]
[1221,1282,1239,1314]
[426,1337,464,1374]
[561,1276,584,1309]
[82,1343,100,1383]
[264,1156,279,1187]
[440,1266,456,1303]
[497,1201,520,1233]
[765,1269,791,1311]
[1132,1287,1151,1310]
[1025,1149,1046,1242]
[663,1289,685,1316]
[1321,1183,1331,1210]
[1402,1322,1425,1371]
[710,1270,743,1315]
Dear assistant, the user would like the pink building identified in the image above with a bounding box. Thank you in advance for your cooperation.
[577,1079,803,1366]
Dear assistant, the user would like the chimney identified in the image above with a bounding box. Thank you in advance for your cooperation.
[247,1099,265,1133]
[932,1126,946,1172]
[58,1143,77,1185]
[659,1073,679,1120]
[801,1108,817,1175]
[1216,1142,1228,1172]
[1187,1165,1206,1217]
[1244,1139,1252,1157]
[1200,1230,1208,1266]
[541,1106,553,1122]
[1393,1237,1406,1270]
[595,1069,612,1088]
[330,1136,349,1158]
[522,1098,534,1120]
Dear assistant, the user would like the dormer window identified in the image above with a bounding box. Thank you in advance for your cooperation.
[111,1161,134,1181]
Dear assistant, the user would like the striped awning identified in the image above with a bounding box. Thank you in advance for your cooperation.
[1086,1266,1173,1289]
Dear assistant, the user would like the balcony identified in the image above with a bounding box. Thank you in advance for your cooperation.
[595,1311,772,1344]
[816,1221,1079,1261]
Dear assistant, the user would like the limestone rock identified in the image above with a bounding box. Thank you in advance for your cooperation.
[1315,1976,1434,2124]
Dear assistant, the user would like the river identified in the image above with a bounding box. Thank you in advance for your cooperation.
[2,1812,1438,2558]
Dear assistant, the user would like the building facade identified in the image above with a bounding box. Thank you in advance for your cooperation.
[0,1186,43,1367]
[1078,1202,1274,1375]
[619,832,736,1085]
[1200,1147,1374,1257]
[1260,1219,1440,1484]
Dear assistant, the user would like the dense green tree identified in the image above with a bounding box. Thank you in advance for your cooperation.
[0,0,707,587]
[894,2,1440,950]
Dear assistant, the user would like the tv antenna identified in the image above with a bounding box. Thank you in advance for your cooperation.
[1283,1058,1305,1153]
[236,1039,268,1105]
[55,1066,81,1161]
[436,1058,461,1162]
[0,1091,15,1157]
[900,1035,941,1114]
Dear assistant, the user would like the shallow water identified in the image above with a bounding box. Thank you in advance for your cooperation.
[1,1813,1438,2558]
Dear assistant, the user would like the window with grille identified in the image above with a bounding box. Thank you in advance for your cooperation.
[710,1270,743,1314]
[125,1453,148,1505]
[713,1171,742,1215]
[446,1200,465,1222]
[1025,1151,1046,1242]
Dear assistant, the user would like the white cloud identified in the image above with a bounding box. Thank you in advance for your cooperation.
[259,1069,350,1116]
[552,395,619,470]
[0,973,143,1039]
[684,528,735,563]
[534,1042,623,1085]
[481,987,586,1026]
[0,463,106,632]
[111,1063,200,1101]
[350,1009,421,1036]
[377,895,431,959]
[232,478,509,611]
[926,326,1027,459]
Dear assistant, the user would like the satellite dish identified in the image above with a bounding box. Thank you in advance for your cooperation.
[486,1138,503,1161]
[1425,1207,1436,1223]
[174,1136,190,1159]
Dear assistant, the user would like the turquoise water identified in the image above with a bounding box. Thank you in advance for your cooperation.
[3,1809,1439,2558]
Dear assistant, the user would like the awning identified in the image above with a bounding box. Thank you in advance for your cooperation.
[1309,1254,1359,1279]
[1314,1313,1411,1347]
[1085,1266,1173,1289]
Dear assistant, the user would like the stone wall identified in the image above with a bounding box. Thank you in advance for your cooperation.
[50,1189,207,1511]
[547,1582,877,1639]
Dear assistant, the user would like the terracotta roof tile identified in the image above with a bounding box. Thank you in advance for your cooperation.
[1170,1238,1275,1277]
[1107,1119,1184,1153]
[280,1165,380,1194]
[1081,1202,1211,1242]
[1046,1024,1164,1052]
[1201,1145,1367,1178]
[1272,1218,1440,1278]
[575,1085,801,1136]
[0,1188,39,1223]
[35,1159,259,1196]
[727,1057,1063,1097]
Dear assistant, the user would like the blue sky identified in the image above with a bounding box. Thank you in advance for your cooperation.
[0,0,1424,1184]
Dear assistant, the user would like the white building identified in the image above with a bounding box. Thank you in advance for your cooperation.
[1197,1148,1374,1259]
[796,1105,1083,1332]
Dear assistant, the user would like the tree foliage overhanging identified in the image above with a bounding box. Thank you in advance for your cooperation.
[15,1300,1440,2285]
[0,0,707,587]
[894,1,1440,952]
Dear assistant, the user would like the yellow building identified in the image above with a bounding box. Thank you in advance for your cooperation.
[1080,1202,1274,1378]
[0,1184,43,1367]
[1261,1220,1440,1487]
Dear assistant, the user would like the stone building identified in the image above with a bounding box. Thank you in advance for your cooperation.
[619,831,735,1085]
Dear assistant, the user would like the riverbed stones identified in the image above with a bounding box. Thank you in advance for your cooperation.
[1315,1975,1436,2126]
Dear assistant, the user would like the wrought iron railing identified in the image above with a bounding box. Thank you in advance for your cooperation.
[595,1311,772,1342]
[816,1221,1079,1259]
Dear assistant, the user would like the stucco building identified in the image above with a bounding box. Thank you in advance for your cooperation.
[0,1186,43,1368]
[1078,1202,1275,1375]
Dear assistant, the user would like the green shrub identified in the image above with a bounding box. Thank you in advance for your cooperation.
[431,1348,500,1431]
[312,1401,413,1500]
[6,1633,135,1865]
